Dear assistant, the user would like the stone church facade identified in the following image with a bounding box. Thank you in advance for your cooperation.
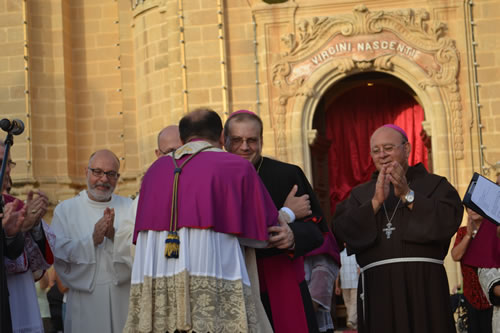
[2,0,500,289]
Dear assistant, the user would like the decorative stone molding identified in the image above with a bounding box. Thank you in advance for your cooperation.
[307,129,318,146]
[132,0,167,17]
[272,4,463,160]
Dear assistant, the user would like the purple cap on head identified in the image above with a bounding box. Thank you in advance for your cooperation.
[382,124,408,142]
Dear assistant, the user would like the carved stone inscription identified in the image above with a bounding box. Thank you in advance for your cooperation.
[271,5,464,160]
[288,31,440,83]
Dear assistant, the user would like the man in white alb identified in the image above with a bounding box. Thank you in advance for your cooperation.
[51,149,133,333]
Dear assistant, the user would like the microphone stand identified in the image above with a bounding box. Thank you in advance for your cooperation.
[1,131,15,332]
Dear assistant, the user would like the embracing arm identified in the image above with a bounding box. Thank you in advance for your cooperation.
[287,167,325,257]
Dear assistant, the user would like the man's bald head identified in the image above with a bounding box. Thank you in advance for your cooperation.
[88,150,120,169]
[370,125,411,172]
[155,125,182,158]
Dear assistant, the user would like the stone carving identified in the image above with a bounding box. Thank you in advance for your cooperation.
[132,0,167,16]
[272,4,463,160]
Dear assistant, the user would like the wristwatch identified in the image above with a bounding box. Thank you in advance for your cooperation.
[404,189,415,204]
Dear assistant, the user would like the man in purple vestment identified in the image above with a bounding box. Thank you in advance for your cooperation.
[125,108,285,333]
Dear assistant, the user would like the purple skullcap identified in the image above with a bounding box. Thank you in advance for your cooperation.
[382,124,408,141]
[228,109,259,119]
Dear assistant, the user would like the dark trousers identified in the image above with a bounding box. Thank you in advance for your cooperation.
[464,298,493,333]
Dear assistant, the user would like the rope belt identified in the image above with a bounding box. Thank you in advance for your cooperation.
[359,257,444,324]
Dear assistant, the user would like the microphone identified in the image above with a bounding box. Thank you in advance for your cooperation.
[0,118,25,135]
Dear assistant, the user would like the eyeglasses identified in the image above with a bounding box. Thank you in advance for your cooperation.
[371,142,407,155]
[88,167,120,179]
[229,136,260,148]
[0,159,16,168]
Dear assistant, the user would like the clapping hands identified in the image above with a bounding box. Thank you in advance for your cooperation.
[93,207,115,246]
[22,190,49,232]
[1,199,26,237]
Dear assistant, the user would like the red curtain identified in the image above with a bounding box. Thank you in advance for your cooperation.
[325,84,427,215]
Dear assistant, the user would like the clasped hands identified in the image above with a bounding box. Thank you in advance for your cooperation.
[93,207,115,246]
[1,190,48,237]
[267,184,311,250]
[372,161,410,213]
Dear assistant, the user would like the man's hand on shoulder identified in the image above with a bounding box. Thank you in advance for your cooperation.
[284,184,311,219]
[267,213,295,250]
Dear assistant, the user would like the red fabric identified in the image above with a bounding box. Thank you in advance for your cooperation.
[257,255,308,333]
[454,227,492,310]
[462,218,500,268]
[325,84,428,214]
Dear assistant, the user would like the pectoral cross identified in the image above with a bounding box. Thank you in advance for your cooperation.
[383,222,396,239]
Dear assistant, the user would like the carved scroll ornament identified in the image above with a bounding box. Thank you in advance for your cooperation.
[272,4,463,159]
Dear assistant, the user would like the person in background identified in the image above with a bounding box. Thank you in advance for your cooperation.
[451,208,493,333]
[155,125,183,158]
[335,245,359,330]
[46,268,67,333]
[475,172,500,332]
[1,174,26,333]
[2,141,55,333]
[116,125,184,260]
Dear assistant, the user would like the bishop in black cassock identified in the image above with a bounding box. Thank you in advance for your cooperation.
[224,110,339,333]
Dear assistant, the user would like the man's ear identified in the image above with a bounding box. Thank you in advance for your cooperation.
[405,142,412,158]
[219,132,224,147]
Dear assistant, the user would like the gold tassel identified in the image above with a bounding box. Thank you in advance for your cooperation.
[165,231,180,258]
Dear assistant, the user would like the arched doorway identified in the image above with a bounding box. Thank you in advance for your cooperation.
[310,73,432,221]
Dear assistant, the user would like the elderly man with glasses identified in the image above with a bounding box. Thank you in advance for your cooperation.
[334,124,463,333]
[51,149,133,333]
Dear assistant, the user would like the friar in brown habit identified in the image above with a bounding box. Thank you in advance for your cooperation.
[334,124,463,333]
